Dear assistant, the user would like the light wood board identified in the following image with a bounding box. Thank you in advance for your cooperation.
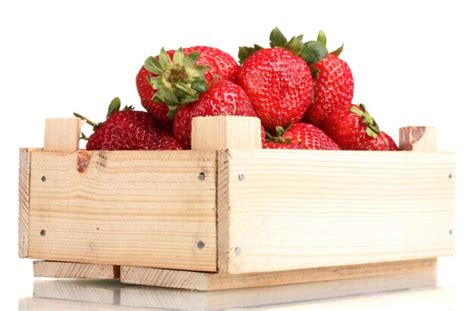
[43,118,81,153]
[27,266,436,310]
[219,149,455,274]
[120,269,436,310]
[34,261,119,279]
[27,150,217,272]
[19,148,32,258]
[120,258,436,290]
[191,116,262,151]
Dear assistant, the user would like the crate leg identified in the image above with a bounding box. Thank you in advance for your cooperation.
[120,258,436,291]
[34,260,119,280]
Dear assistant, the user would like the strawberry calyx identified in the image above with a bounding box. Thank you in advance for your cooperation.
[144,48,209,118]
[238,27,344,69]
[350,104,381,139]
[265,123,293,144]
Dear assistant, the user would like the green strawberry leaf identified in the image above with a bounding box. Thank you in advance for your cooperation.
[310,66,319,77]
[270,27,288,48]
[285,35,304,55]
[183,51,199,66]
[299,41,328,64]
[331,44,344,57]
[172,48,185,65]
[144,56,163,75]
[317,30,327,46]
[238,44,264,64]
[158,47,173,71]
[106,97,121,118]
[191,78,207,93]
[275,125,286,137]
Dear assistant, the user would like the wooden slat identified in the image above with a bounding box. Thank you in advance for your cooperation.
[19,148,32,258]
[27,150,217,272]
[221,149,455,274]
[43,118,81,152]
[33,261,119,279]
[191,116,262,151]
[120,258,436,291]
[121,268,436,309]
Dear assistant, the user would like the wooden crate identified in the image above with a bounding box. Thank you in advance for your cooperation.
[19,116,455,290]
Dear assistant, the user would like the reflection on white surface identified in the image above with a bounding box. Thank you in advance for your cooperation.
[18,269,452,311]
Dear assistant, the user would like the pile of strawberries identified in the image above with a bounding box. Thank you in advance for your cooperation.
[77,28,397,151]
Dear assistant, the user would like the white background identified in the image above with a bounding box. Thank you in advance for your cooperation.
[1,0,473,309]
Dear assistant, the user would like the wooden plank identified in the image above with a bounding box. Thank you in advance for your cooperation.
[33,261,119,279]
[27,150,217,272]
[221,149,455,274]
[44,118,81,152]
[191,116,262,151]
[121,268,436,310]
[399,126,437,151]
[19,148,32,258]
[120,258,436,290]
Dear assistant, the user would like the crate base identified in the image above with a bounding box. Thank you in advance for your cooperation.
[33,258,436,291]
[29,269,438,310]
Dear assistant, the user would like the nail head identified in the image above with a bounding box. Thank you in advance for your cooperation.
[197,240,205,249]
[40,229,46,236]
[238,174,245,181]
[41,176,47,182]
[198,172,206,181]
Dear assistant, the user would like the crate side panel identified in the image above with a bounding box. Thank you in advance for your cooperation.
[225,150,455,274]
[28,150,217,272]
[19,148,32,258]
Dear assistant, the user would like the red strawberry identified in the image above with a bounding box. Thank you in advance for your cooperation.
[74,98,182,151]
[236,48,313,130]
[323,104,397,151]
[173,80,257,149]
[266,123,340,150]
[305,52,354,127]
[137,47,239,129]
[263,142,306,149]
[239,28,353,128]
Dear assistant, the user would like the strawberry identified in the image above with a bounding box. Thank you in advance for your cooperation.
[236,48,313,130]
[240,28,354,128]
[263,142,306,149]
[266,123,340,150]
[173,80,257,149]
[305,51,354,127]
[74,98,182,151]
[137,47,239,129]
[323,104,397,151]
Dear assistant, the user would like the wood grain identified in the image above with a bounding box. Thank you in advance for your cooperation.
[43,118,81,152]
[19,148,31,258]
[120,268,436,310]
[191,116,262,151]
[120,258,436,291]
[27,150,217,272]
[221,149,455,274]
[33,261,119,279]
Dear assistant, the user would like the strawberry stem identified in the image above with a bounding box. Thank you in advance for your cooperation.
[73,112,99,128]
